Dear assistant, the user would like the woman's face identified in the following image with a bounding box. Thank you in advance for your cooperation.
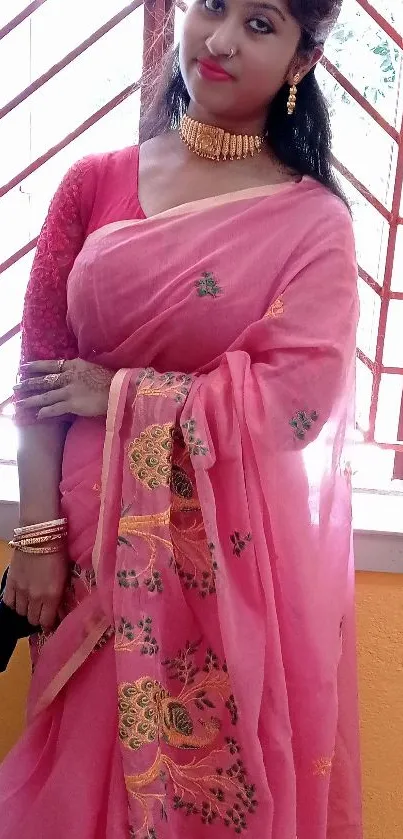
[180,0,304,130]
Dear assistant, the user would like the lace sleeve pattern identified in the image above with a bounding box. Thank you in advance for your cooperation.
[20,158,94,364]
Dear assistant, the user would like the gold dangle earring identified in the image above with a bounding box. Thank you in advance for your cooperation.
[287,73,300,116]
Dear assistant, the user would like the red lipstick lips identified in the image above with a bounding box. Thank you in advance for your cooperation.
[197,58,233,82]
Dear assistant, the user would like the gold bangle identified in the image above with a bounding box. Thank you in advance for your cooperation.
[10,542,64,555]
[14,518,67,536]
[12,533,65,547]
[13,527,67,540]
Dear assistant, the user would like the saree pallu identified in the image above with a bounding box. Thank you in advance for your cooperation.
[0,181,362,839]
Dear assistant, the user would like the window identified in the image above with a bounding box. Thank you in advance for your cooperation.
[0,0,402,511]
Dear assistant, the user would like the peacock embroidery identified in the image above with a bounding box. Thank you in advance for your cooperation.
[119,641,258,835]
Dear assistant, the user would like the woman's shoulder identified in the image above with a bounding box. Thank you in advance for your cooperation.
[292,177,355,249]
[59,146,141,230]
[298,177,352,226]
[67,145,139,187]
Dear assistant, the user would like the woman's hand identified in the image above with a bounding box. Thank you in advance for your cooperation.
[3,551,68,631]
[14,358,113,420]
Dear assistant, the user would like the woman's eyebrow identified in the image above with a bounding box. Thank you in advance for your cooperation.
[244,2,287,22]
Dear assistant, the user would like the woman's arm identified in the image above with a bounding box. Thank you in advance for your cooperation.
[4,423,69,629]
[4,159,97,630]
[18,422,68,527]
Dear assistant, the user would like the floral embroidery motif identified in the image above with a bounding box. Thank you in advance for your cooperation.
[118,509,172,593]
[34,629,54,656]
[63,560,96,612]
[120,642,257,836]
[115,616,159,655]
[70,560,95,593]
[195,271,223,298]
[94,625,115,651]
[181,418,209,456]
[136,370,194,404]
[230,531,252,558]
[264,296,284,319]
[290,409,319,440]
[170,519,217,598]
[313,755,334,777]
[117,569,139,588]
[128,424,174,490]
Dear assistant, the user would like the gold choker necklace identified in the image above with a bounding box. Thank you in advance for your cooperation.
[179,115,263,161]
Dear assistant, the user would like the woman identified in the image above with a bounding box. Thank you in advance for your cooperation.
[0,0,361,836]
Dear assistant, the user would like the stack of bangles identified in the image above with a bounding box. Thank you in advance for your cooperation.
[9,518,68,555]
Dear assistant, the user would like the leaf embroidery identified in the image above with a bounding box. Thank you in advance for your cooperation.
[136,369,194,404]
[115,615,159,655]
[181,418,209,456]
[290,409,319,440]
[195,271,223,298]
[230,531,252,558]
[118,509,172,594]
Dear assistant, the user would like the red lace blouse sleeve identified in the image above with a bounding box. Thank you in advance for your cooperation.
[20,157,96,363]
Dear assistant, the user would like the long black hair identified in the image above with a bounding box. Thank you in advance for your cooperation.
[141,1,346,205]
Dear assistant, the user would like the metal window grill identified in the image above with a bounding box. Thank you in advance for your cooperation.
[0,0,402,478]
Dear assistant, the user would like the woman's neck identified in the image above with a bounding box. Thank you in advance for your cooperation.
[187,103,266,139]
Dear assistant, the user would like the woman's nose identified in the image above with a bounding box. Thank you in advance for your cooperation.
[205,25,237,58]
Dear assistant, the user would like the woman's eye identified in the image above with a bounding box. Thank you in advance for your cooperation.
[248,17,273,33]
[204,0,225,12]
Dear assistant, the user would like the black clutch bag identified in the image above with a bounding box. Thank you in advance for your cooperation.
[0,568,39,672]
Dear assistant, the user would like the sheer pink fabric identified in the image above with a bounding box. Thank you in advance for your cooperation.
[1,171,361,839]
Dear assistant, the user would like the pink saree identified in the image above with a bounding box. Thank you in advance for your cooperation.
[0,178,361,839]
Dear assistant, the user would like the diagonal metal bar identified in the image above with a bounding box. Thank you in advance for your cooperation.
[357,347,375,373]
[358,265,382,296]
[372,441,403,453]
[0,324,20,348]
[356,0,403,51]
[0,80,141,200]
[0,0,144,121]
[322,58,399,143]
[0,0,48,42]
[0,237,38,277]
[331,155,391,222]
[0,397,13,413]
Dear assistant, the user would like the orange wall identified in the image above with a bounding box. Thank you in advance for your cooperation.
[1,543,402,837]
[356,571,403,838]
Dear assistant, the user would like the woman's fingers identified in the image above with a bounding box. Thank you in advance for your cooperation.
[14,374,61,394]
[37,401,72,421]
[15,590,28,618]
[2,579,16,610]
[27,597,43,627]
[15,386,70,411]
[19,359,68,377]
[39,601,58,632]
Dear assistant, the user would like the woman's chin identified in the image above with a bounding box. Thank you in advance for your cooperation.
[187,86,237,122]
